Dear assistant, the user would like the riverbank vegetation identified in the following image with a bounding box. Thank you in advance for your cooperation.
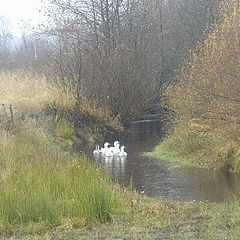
[152,0,240,172]
[1,0,240,239]
[0,69,124,150]
[2,95,240,239]
[0,114,124,232]
[2,73,240,239]
[1,114,240,239]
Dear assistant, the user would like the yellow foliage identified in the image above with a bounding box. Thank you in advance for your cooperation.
[164,0,240,171]
[164,0,240,170]
[168,0,240,130]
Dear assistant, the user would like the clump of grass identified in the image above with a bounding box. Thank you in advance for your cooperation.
[0,123,122,229]
[146,123,212,167]
[0,158,119,225]
[54,120,75,147]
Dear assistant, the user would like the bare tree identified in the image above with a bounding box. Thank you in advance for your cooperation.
[13,0,221,123]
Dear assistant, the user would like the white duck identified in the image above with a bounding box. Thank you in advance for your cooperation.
[101,142,114,157]
[93,145,101,155]
[111,141,120,155]
[101,142,109,155]
[119,145,127,156]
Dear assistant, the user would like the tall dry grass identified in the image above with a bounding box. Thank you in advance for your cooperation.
[0,70,123,134]
[0,70,76,113]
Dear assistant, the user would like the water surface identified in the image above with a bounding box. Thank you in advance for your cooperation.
[94,121,240,202]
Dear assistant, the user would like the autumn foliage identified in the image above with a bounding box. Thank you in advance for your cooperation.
[165,0,240,171]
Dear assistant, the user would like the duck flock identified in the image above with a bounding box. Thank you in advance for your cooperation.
[93,141,127,157]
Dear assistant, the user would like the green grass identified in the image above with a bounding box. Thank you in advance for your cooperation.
[54,120,75,148]
[145,143,205,168]
[0,123,122,232]
[4,196,240,239]
[146,123,240,171]
[2,121,240,239]
[144,125,209,168]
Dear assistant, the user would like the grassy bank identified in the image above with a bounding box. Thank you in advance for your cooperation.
[146,123,212,168]
[0,119,123,235]
[4,195,240,239]
[1,120,240,239]
[146,144,204,169]
[51,199,240,240]
[148,123,240,171]
[2,71,240,239]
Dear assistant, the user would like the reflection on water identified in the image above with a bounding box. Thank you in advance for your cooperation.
[94,155,127,178]
[93,121,240,202]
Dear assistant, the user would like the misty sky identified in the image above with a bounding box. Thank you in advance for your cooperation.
[0,0,46,35]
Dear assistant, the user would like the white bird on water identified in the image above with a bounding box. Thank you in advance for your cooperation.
[111,141,121,155]
[93,141,127,158]
[101,142,114,157]
[93,145,101,155]
[101,142,109,155]
[119,145,127,156]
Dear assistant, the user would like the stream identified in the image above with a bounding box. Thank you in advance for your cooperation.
[93,121,240,202]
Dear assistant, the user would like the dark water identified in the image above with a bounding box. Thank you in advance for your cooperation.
[93,121,240,202]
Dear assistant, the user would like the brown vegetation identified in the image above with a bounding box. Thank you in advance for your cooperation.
[0,0,222,125]
[164,0,240,171]
[0,71,55,112]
